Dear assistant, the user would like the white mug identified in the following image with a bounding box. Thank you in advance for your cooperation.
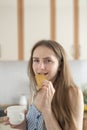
[7,105,26,125]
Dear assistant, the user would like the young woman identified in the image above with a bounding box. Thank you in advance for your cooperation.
[5,40,84,130]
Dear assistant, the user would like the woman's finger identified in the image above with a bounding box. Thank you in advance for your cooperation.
[4,109,7,114]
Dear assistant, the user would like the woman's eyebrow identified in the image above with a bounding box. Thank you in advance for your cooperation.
[43,57,51,60]
[33,57,51,59]
[32,57,39,59]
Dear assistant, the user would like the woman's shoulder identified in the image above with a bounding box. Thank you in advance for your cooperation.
[69,85,83,98]
[69,85,84,109]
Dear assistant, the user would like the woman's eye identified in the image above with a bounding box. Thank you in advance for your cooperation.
[47,60,51,62]
[45,59,52,63]
[33,59,39,63]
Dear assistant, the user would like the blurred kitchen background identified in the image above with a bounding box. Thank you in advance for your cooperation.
[0,0,87,108]
[0,1,87,129]
[0,0,87,61]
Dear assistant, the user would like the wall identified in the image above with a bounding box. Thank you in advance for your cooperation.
[0,61,29,105]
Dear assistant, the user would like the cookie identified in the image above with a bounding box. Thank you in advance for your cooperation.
[35,74,46,90]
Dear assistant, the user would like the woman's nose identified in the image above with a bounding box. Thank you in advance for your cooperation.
[39,62,45,69]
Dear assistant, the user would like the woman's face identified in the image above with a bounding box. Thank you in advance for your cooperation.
[32,46,59,82]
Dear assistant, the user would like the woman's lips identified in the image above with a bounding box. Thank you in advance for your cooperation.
[37,73,48,75]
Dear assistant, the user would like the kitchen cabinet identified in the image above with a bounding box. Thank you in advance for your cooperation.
[0,0,18,61]
[83,112,87,130]
[83,118,87,130]
[56,0,87,60]
[79,0,87,60]
[0,0,87,60]
[24,0,50,60]
[0,0,50,61]
[56,0,74,60]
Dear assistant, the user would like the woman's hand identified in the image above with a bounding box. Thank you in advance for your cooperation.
[4,109,27,130]
[4,117,26,130]
[34,80,55,113]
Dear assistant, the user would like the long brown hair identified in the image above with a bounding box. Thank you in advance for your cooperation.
[28,40,77,130]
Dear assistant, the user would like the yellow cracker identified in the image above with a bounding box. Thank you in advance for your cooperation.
[35,74,46,90]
